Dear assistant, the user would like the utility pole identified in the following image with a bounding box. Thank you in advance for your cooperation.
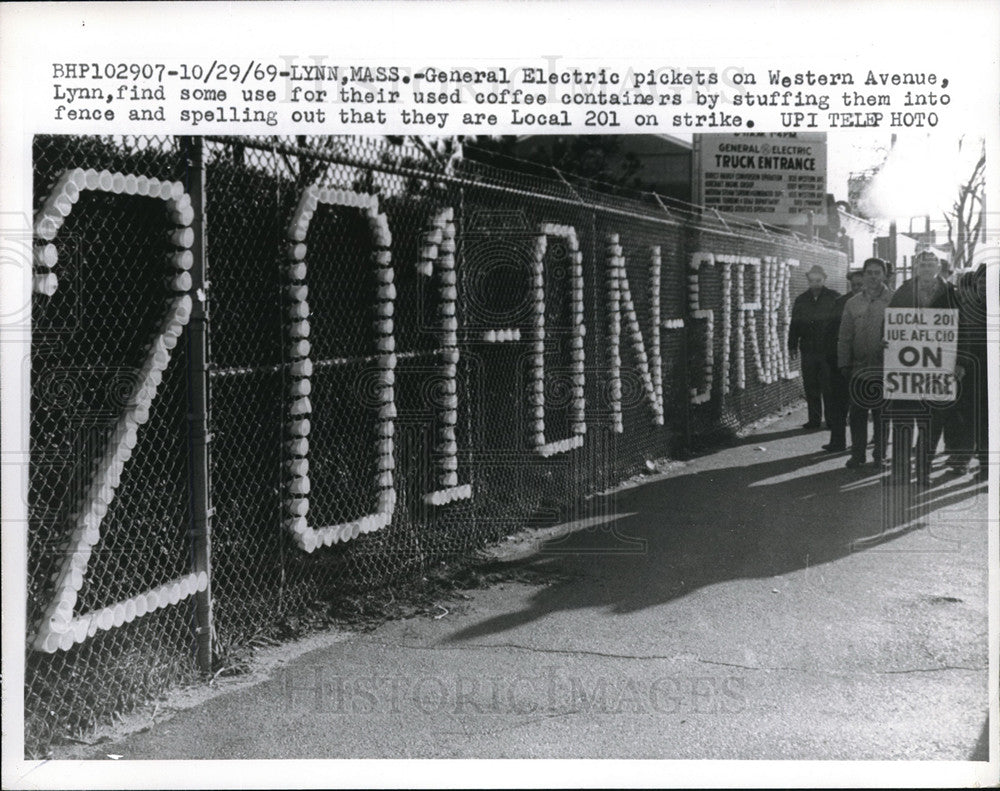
[888,133,897,283]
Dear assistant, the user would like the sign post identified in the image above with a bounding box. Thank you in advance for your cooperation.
[883,308,959,401]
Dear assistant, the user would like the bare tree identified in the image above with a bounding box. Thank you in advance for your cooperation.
[943,137,986,270]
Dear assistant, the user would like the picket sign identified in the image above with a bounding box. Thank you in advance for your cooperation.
[883,308,959,401]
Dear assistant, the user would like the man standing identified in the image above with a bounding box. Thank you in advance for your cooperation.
[956,264,989,481]
[838,258,893,469]
[789,265,841,430]
[887,250,962,487]
[943,264,987,477]
[822,269,865,452]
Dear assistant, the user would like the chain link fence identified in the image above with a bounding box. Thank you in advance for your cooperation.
[25,134,846,756]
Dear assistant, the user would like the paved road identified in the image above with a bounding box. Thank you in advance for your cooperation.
[80,409,991,761]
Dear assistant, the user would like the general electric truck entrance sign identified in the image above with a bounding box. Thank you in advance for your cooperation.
[883,308,959,401]
[693,132,827,226]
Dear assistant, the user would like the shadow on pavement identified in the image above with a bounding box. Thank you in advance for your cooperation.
[723,425,831,450]
[970,716,990,761]
[447,444,985,643]
[916,475,989,513]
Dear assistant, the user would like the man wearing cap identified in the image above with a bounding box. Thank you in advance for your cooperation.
[838,257,893,468]
[789,265,841,430]
[886,250,962,487]
[822,268,865,452]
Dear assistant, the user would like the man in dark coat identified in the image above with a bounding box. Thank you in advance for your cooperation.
[947,263,989,479]
[886,250,962,487]
[822,268,864,452]
[789,265,841,430]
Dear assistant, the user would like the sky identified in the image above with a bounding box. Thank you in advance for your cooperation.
[848,132,984,220]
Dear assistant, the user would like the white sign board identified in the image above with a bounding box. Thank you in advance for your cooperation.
[883,308,959,401]
[694,132,827,226]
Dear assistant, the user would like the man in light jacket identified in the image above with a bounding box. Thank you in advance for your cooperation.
[823,268,864,452]
[838,257,893,469]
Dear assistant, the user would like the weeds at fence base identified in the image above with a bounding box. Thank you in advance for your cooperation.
[24,634,197,759]
[326,558,576,632]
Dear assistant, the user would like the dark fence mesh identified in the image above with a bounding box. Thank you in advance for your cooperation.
[25,134,846,756]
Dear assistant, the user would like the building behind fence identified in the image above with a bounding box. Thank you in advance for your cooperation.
[25,135,846,755]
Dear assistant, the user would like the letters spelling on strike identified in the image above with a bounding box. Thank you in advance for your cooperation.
[883,308,958,401]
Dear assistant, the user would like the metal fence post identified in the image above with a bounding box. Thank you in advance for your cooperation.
[680,222,695,457]
[182,136,214,672]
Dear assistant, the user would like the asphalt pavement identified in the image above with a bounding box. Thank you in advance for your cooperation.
[71,407,992,761]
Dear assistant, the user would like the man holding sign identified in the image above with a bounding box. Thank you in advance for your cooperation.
[885,250,963,488]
